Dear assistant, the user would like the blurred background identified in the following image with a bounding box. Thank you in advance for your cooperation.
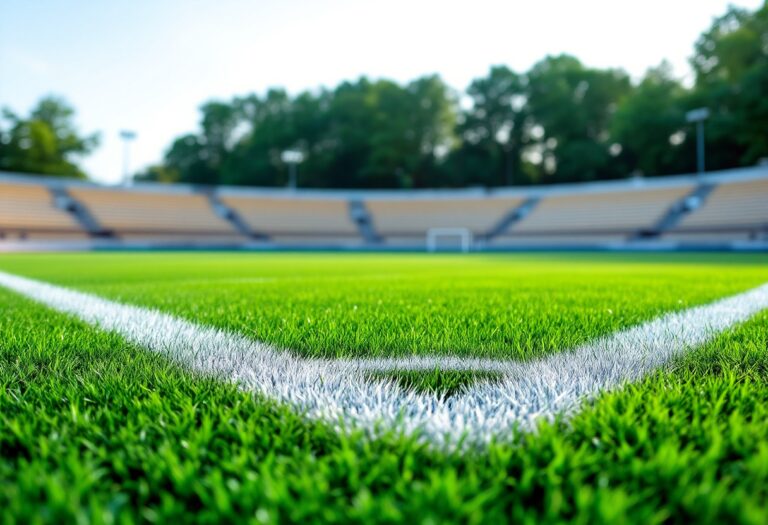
[0,0,766,250]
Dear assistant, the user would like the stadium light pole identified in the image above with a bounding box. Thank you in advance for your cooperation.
[686,108,710,176]
[281,149,304,190]
[120,130,137,186]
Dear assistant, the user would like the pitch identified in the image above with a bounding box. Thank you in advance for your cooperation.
[1,252,768,523]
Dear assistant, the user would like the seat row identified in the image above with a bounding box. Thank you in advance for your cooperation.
[1,176,766,245]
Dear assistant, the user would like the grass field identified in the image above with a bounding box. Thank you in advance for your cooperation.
[1,252,768,523]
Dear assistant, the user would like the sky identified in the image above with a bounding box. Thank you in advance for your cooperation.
[1,0,764,184]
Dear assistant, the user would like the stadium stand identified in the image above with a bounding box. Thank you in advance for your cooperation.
[662,177,768,243]
[0,166,766,250]
[67,186,243,243]
[218,193,362,245]
[365,196,526,246]
[491,185,694,246]
[0,181,86,240]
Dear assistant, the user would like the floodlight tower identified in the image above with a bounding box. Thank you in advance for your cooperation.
[120,130,137,186]
[686,108,710,176]
[281,149,304,190]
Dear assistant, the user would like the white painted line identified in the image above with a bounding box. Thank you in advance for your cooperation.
[340,355,519,373]
[1,269,767,449]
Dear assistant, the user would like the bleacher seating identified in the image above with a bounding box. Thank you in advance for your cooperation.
[219,195,361,245]
[491,185,693,245]
[664,178,768,242]
[1,169,767,248]
[68,187,241,242]
[0,182,86,240]
[365,197,524,244]
[490,234,631,246]
[514,186,692,233]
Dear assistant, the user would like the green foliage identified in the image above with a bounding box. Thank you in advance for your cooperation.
[689,3,768,168]
[526,55,631,183]
[611,63,693,176]
[159,77,458,189]
[5,4,764,187]
[447,66,530,186]
[134,164,180,184]
[0,96,99,178]
[148,3,767,189]
[1,253,768,523]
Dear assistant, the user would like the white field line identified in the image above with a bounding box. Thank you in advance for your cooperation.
[1,269,768,449]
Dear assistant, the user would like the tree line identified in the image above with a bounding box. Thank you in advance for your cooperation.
[0,97,99,179]
[2,3,766,188]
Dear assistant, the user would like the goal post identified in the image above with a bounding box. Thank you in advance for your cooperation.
[426,227,473,253]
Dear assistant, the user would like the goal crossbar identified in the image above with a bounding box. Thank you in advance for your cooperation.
[426,227,473,253]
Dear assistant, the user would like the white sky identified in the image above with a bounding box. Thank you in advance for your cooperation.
[1,0,763,184]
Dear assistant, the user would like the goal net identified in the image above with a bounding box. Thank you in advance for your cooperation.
[426,227,473,253]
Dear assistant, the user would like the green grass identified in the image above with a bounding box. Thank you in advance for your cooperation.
[0,252,767,359]
[1,252,768,523]
[367,370,503,397]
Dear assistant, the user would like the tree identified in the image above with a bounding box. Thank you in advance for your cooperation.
[163,134,217,185]
[692,4,767,86]
[223,89,311,187]
[734,59,768,163]
[167,76,459,189]
[134,164,180,183]
[162,100,241,185]
[611,63,693,176]
[303,76,456,189]
[689,3,768,168]
[149,2,767,188]
[526,55,631,183]
[449,66,529,187]
[0,96,99,178]
[400,75,457,187]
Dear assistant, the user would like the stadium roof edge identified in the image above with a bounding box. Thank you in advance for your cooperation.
[1,165,767,200]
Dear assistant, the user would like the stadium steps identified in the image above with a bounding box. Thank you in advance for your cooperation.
[49,186,113,238]
[349,199,382,244]
[638,183,718,239]
[203,190,269,241]
[483,197,540,241]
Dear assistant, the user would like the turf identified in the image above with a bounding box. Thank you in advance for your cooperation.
[367,369,503,397]
[1,252,768,523]
[0,252,766,359]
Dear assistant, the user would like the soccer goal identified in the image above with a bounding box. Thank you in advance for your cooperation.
[426,227,473,253]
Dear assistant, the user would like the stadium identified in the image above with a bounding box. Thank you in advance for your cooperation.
[2,165,767,251]
[2,1,768,524]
